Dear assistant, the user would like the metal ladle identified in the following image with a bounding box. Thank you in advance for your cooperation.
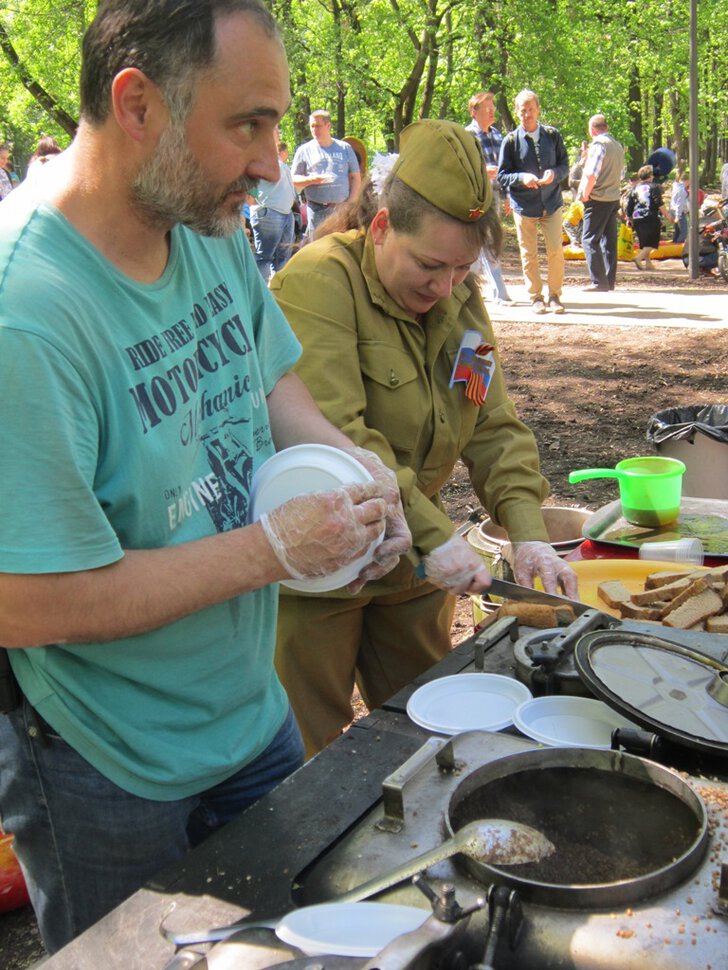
[335,818,555,904]
[160,819,553,951]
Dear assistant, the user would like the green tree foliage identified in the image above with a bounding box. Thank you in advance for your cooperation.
[0,0,726,182]
[0,0,93,167]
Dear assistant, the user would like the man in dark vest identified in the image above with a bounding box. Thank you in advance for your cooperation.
[578,114,625,291]
[497,89,569,315]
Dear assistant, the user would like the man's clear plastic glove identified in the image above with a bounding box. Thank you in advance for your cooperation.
[422,534,492,595]
[260,483,387,580]
[503,540,579,598]
[342,447,413,592]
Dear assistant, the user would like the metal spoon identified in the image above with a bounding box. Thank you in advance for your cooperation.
[334,818,555,904]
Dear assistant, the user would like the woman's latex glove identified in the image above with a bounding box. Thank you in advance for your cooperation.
[342,447,413,592]
[260,483,387,580]
[503,540,579,598]
[422,534,492,595]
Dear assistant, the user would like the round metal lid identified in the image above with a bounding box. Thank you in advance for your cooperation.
[574,630,728,757]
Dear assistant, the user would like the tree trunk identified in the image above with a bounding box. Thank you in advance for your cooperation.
[651,90,663,153]
[702,126,717,187]
[0,22,77,137]
[627,67,643,173]
[668,88,686,175]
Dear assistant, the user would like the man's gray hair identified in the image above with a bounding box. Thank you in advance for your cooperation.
[515,89,540,110]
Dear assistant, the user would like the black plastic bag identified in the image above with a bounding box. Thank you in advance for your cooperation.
[647,405,728,445]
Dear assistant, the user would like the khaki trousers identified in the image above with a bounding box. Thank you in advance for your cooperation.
[513,207,565,299]
[275,584,455,758]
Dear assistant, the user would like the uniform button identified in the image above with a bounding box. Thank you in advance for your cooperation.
[439,409,446,422]
[389,370,399,386]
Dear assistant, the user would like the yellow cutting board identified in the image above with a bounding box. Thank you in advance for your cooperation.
[567,559,709,619]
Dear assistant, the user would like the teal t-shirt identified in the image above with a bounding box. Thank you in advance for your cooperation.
[0,187,301,800]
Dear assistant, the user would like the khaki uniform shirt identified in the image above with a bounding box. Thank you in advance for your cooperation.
[270,229,549,596]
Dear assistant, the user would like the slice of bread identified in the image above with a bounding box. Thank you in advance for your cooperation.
[663,586,724,629]
[498,602,576,627]
[703,563,728,583]
[645,569,695,589]
[659,577,711,618]
[618,600,666,621]
[630,577,692,605]
[706,614,728,634]
[597,580,633,609]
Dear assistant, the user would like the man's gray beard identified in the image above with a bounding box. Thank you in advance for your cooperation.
[132,123,256,237]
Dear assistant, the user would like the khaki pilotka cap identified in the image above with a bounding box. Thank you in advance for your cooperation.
[392,120,493,222]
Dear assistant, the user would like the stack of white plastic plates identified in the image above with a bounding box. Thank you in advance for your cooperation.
[406,673,532,735]
[250,444,383,592]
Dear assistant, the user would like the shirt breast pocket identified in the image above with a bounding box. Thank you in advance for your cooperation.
[359,343,424,454]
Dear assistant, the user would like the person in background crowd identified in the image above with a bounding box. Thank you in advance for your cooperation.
[569,141,588,198]
[619,173,639,224]
[23,136,63,185]
[626,164,667,270]
[578,113,625,292]
[0,0,409,953]
[291,110,360,239]
[278,140,304,244]
[6,159,20,188]
[0,143,14,199]
[465,91,513,305]
[250,129,297,282]
[686,178,705,208]
[28,136,62,168]
[270,119,577,758]
[497,89,568,315]
[721,159,728,200]
[670,175,689,244]
[562,197,584,247]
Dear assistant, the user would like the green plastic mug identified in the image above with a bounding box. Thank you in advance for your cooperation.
[568,456,686,527]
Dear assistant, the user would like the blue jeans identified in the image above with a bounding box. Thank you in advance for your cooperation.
[672,213,688,244]
[582,199,620,289]
[0,700,303,953]
[250,206,295,282]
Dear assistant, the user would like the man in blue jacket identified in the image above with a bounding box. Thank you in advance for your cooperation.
[497,89,568,314]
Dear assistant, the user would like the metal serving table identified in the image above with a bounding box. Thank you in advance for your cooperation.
[35,623,728,970]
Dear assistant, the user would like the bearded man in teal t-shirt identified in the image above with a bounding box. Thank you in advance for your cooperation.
[0,0,410,954]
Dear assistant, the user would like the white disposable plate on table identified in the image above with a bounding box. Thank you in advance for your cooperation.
[250,444,383,593]
[513,695,638,748]
[275,901,428,957]
[406,673,532,735]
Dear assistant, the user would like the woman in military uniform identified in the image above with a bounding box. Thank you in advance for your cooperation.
[270,120,576,757]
